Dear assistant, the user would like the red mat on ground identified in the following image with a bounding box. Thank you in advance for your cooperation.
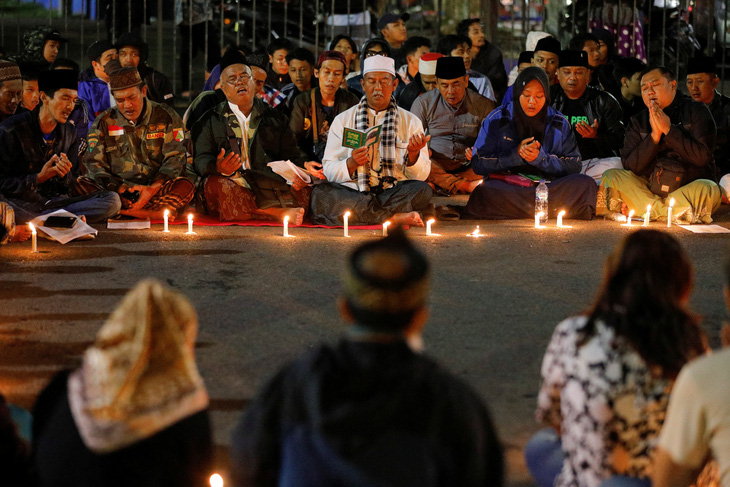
[150,214,385,229]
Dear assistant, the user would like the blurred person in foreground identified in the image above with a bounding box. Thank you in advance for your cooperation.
[33,279,213,487]
[231,228,504,487]
[526,230,707,487]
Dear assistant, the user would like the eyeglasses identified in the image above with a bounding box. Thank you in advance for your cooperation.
[364,50,388,58]
[225,74,252,85]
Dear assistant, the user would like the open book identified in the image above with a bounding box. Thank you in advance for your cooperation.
[342,125,382,149]
[267,160,312,185]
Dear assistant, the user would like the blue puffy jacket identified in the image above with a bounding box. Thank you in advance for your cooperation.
[77,67,112,133]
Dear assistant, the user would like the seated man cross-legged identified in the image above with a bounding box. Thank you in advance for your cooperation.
[310,55,432,227]
[599,66,720,224]
[463,67,597,220]
[81,62,194,220]
[192,50,320,225]
[0,69,120,224]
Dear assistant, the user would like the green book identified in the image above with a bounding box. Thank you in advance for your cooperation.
[342,125,383,149]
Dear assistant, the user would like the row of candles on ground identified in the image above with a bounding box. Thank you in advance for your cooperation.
[25,198,679,253]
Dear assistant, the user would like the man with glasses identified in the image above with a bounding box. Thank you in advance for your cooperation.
[192,50,316,224]
[347,39,394,98]
[82,62,194,220]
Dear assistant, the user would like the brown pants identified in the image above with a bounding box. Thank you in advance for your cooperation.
[76,176,195,212]
[427,161,482,194]
[203,176,311,221]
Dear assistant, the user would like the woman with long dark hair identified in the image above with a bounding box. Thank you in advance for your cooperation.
[526,230,707,487]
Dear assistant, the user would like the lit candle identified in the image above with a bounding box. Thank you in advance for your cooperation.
[622,209,635,227]
[284,215,290,237]
[535,212,544,228]
[426,218,435,236]
[210,473,224,487]
[343,211,350,237]
[467,226,482,237]
[163,209,170,232]
[186,213,195,234]
[644,205,651,226]
[667,198,675,228]
[382,221,391,236]
[556,210,571,228]
[29,223,37,253]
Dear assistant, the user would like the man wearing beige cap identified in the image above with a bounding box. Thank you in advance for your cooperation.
[311,55,432,227]
[82,62,193,220]
[0,60,25,125]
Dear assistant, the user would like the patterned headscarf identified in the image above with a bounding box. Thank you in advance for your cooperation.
[67,279,208,453]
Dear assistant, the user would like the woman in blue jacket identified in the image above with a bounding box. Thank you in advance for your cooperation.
[463,67,597,220]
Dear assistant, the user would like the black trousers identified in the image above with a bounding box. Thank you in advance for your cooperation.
[310,181,433,226]
[463,173,597,220]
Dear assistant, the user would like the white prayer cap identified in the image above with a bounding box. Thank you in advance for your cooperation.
[720,174,730,201]
[363,56,395,76]
[418,52,443,76]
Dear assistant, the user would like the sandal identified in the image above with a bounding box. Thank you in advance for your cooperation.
[436,205,460,221]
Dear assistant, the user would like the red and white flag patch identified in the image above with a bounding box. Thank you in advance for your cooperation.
[108,125,124,137]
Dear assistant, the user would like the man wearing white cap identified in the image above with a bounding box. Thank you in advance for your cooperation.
[311,55,432,227]
[397,52,442,111]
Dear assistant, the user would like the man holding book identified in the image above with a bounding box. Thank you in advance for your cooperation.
[310,55,432,226]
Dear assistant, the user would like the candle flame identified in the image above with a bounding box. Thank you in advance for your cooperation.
[344,211,350,218]
[164,209,169,217]
[427,218,435,225]
[284,215,290,224]
[669,198,675,207]
[210,473,224,487]
[558,210,565,217]
[28,223,35,234]
[628,209,634,218]
[471,226,480,236]
[383,221,390,228]
[188,213,193,221]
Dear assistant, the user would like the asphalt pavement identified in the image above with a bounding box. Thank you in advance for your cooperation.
[2,201,730,486]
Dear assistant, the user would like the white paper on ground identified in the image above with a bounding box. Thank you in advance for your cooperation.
[267,160,312,184]
[31,209,98,244]
[679,224,730,234]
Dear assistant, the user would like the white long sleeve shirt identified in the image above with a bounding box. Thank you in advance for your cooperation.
[322,103,430,190]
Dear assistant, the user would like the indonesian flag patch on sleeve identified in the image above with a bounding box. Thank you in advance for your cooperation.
[173,128,184,142]
[108,125,124,137]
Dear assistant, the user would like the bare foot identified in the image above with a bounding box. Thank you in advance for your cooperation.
[257,207,305,225]
[10,225,32,242]
[391,211,424,227]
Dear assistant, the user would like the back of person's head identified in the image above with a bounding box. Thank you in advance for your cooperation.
[402,36,431,58]
[568,32,599,50]
[435,34,470,55]
[455,18,481,38]
[344,228,430,333]
[285,47,315,67]
[329,34,357,54]
[267,38,294,56]
[585,230,705,378]
[641,65,676,82]
[50,57,80,71]
[612,56,646,84]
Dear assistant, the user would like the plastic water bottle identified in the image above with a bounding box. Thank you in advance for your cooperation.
[535,179,548,223]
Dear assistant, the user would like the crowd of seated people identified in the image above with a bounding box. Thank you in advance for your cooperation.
[0,16,729,243]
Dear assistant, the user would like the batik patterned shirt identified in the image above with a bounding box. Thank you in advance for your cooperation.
[536,315,672,487]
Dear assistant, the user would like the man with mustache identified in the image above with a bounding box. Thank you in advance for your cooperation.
[82,62,193,221]
[550,50,624,183]
[599,66,721,224]
[0,69,121,223]
[0,60,25,125]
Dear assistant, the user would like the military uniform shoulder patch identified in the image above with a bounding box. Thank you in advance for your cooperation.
[146,132,165,139]
[87,135,98,153]
[173,128,184,142]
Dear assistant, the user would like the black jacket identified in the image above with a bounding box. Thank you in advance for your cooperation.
[708,90,730,174]
[0,107,79,202]
[551,85,625,160]
[139,64,175,108]
[470,41,508,103]
[621,94,716,183]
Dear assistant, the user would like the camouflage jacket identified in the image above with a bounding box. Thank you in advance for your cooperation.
[83,99,186,191]
[191,97,307,182]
